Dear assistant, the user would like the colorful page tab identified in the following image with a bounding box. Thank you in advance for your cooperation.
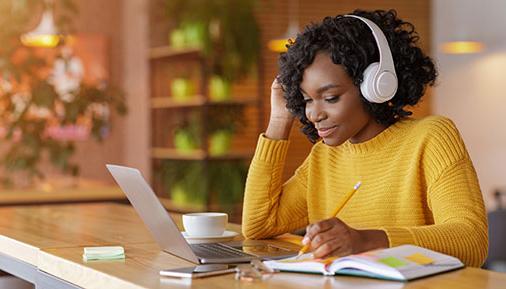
[378,256,407,268]
[405,253,434,265]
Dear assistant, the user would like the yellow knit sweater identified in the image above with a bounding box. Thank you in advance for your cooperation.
[242,115,488,267]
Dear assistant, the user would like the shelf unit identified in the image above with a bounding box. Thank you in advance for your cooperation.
[149,46,262,219]
[150,96,257,109]
[151,147,253,160]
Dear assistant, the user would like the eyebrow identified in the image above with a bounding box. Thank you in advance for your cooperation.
[300,84,340,97]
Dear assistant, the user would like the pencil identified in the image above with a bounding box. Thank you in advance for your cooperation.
[296,181,362,259]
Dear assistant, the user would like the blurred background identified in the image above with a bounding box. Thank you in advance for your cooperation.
[0,0,505,278]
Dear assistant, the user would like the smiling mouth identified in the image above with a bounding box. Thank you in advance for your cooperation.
[317,125,338,138]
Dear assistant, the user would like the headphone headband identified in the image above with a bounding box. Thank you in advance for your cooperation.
[341,15,398,103]
[344,15,396,78]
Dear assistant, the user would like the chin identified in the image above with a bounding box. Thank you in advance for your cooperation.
[322,137,346,147]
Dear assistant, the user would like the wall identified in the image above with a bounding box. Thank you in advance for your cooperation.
[432,0,506,209]
[69,0,125,182]
[121,0,151,180]
[61,0,150,183]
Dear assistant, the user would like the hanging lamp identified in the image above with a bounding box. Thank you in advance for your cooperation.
[441,41,484,54]
[440,3,485,54]
[21,0,60,48]
[267,0,299,52]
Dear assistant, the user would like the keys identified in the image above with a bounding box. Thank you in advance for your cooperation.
[191,243,251,258]
[235,259,277,282]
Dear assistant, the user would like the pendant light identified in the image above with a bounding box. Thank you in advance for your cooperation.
[441,41,484,54]
[440,1,485,54]
[267,0,299,52]
[21,0,60,48]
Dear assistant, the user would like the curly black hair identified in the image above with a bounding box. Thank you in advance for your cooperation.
[277,9,437,143]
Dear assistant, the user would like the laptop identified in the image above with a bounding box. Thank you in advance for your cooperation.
[106,164,296,264]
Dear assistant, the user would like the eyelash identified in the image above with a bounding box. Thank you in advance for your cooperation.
[325,96,339,103]
[303,96,339,104]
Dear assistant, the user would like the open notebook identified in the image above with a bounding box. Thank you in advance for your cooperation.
[263,245,464,281]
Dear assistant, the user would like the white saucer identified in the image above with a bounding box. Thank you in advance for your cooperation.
[182,230,239,244]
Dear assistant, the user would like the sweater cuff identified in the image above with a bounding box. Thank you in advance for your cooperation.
[253,134,290,163]
[381,227,416,247]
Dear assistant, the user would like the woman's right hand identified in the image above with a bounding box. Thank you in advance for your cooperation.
[269,78,292,120]
[265,77,295,140]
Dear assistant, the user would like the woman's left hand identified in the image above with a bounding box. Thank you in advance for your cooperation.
[302,218,388,259]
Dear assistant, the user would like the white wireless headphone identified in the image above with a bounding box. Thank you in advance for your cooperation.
[343,15,398,103]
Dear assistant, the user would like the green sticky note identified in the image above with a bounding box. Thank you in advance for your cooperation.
[378,256,407,268]
[83,246,125,261]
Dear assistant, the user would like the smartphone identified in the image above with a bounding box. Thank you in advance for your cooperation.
[160,264,237,278]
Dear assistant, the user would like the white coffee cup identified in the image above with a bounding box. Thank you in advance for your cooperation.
[182,212,228,237]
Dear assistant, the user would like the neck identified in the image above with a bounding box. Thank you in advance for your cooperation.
[350,119,388,144]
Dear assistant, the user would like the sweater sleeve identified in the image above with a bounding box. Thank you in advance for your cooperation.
[381,118,488,267]
[241,134,309,239]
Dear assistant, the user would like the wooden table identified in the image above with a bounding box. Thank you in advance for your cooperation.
[0,203,505,289]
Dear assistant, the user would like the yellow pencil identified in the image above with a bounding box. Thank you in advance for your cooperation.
[296,181,362,259]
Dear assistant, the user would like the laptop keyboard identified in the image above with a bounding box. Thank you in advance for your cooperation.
[190,243,253,259]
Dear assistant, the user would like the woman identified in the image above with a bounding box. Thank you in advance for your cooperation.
[242,9,488,267]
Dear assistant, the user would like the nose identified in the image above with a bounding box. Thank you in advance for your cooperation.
[307,104,327,123]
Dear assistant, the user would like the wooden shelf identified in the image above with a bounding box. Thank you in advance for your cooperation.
[151,96,205,108]
[151,147,253,160]
[151,147,206,160]
[149,40,261,217]
[151,96,257,109]
[149,46,201,60]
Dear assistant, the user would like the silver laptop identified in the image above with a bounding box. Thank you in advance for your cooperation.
[106,164,295,264]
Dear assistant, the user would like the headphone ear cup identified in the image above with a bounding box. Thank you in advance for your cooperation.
[360,62,398,103]
[360,62,380,103]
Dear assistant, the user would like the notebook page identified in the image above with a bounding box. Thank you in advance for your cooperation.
[263,253,331,274]
[352,245,464,280]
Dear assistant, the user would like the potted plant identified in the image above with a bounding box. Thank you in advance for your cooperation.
[208,161,248,212]
[169,21,209,50]
[161,160,207,207]
[173,112,201,154]
[160,159,248,212]
[165,0,260,84]
[0,0,127,187]
[207,105,245,156]
[168,105,246,211]
[208,74,231,101]
[172,106,245,156]
[170,77,196,103]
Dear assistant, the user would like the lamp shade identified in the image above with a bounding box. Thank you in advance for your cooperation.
[21,9,60,48]
[438,0,486,55]
[441,41,485,54]
[267,21,299,53]
[268,0,299,53]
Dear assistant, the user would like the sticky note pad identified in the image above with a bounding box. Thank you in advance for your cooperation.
[378,256,407,268]
[83,246,125,261]
[405,253,434,265]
